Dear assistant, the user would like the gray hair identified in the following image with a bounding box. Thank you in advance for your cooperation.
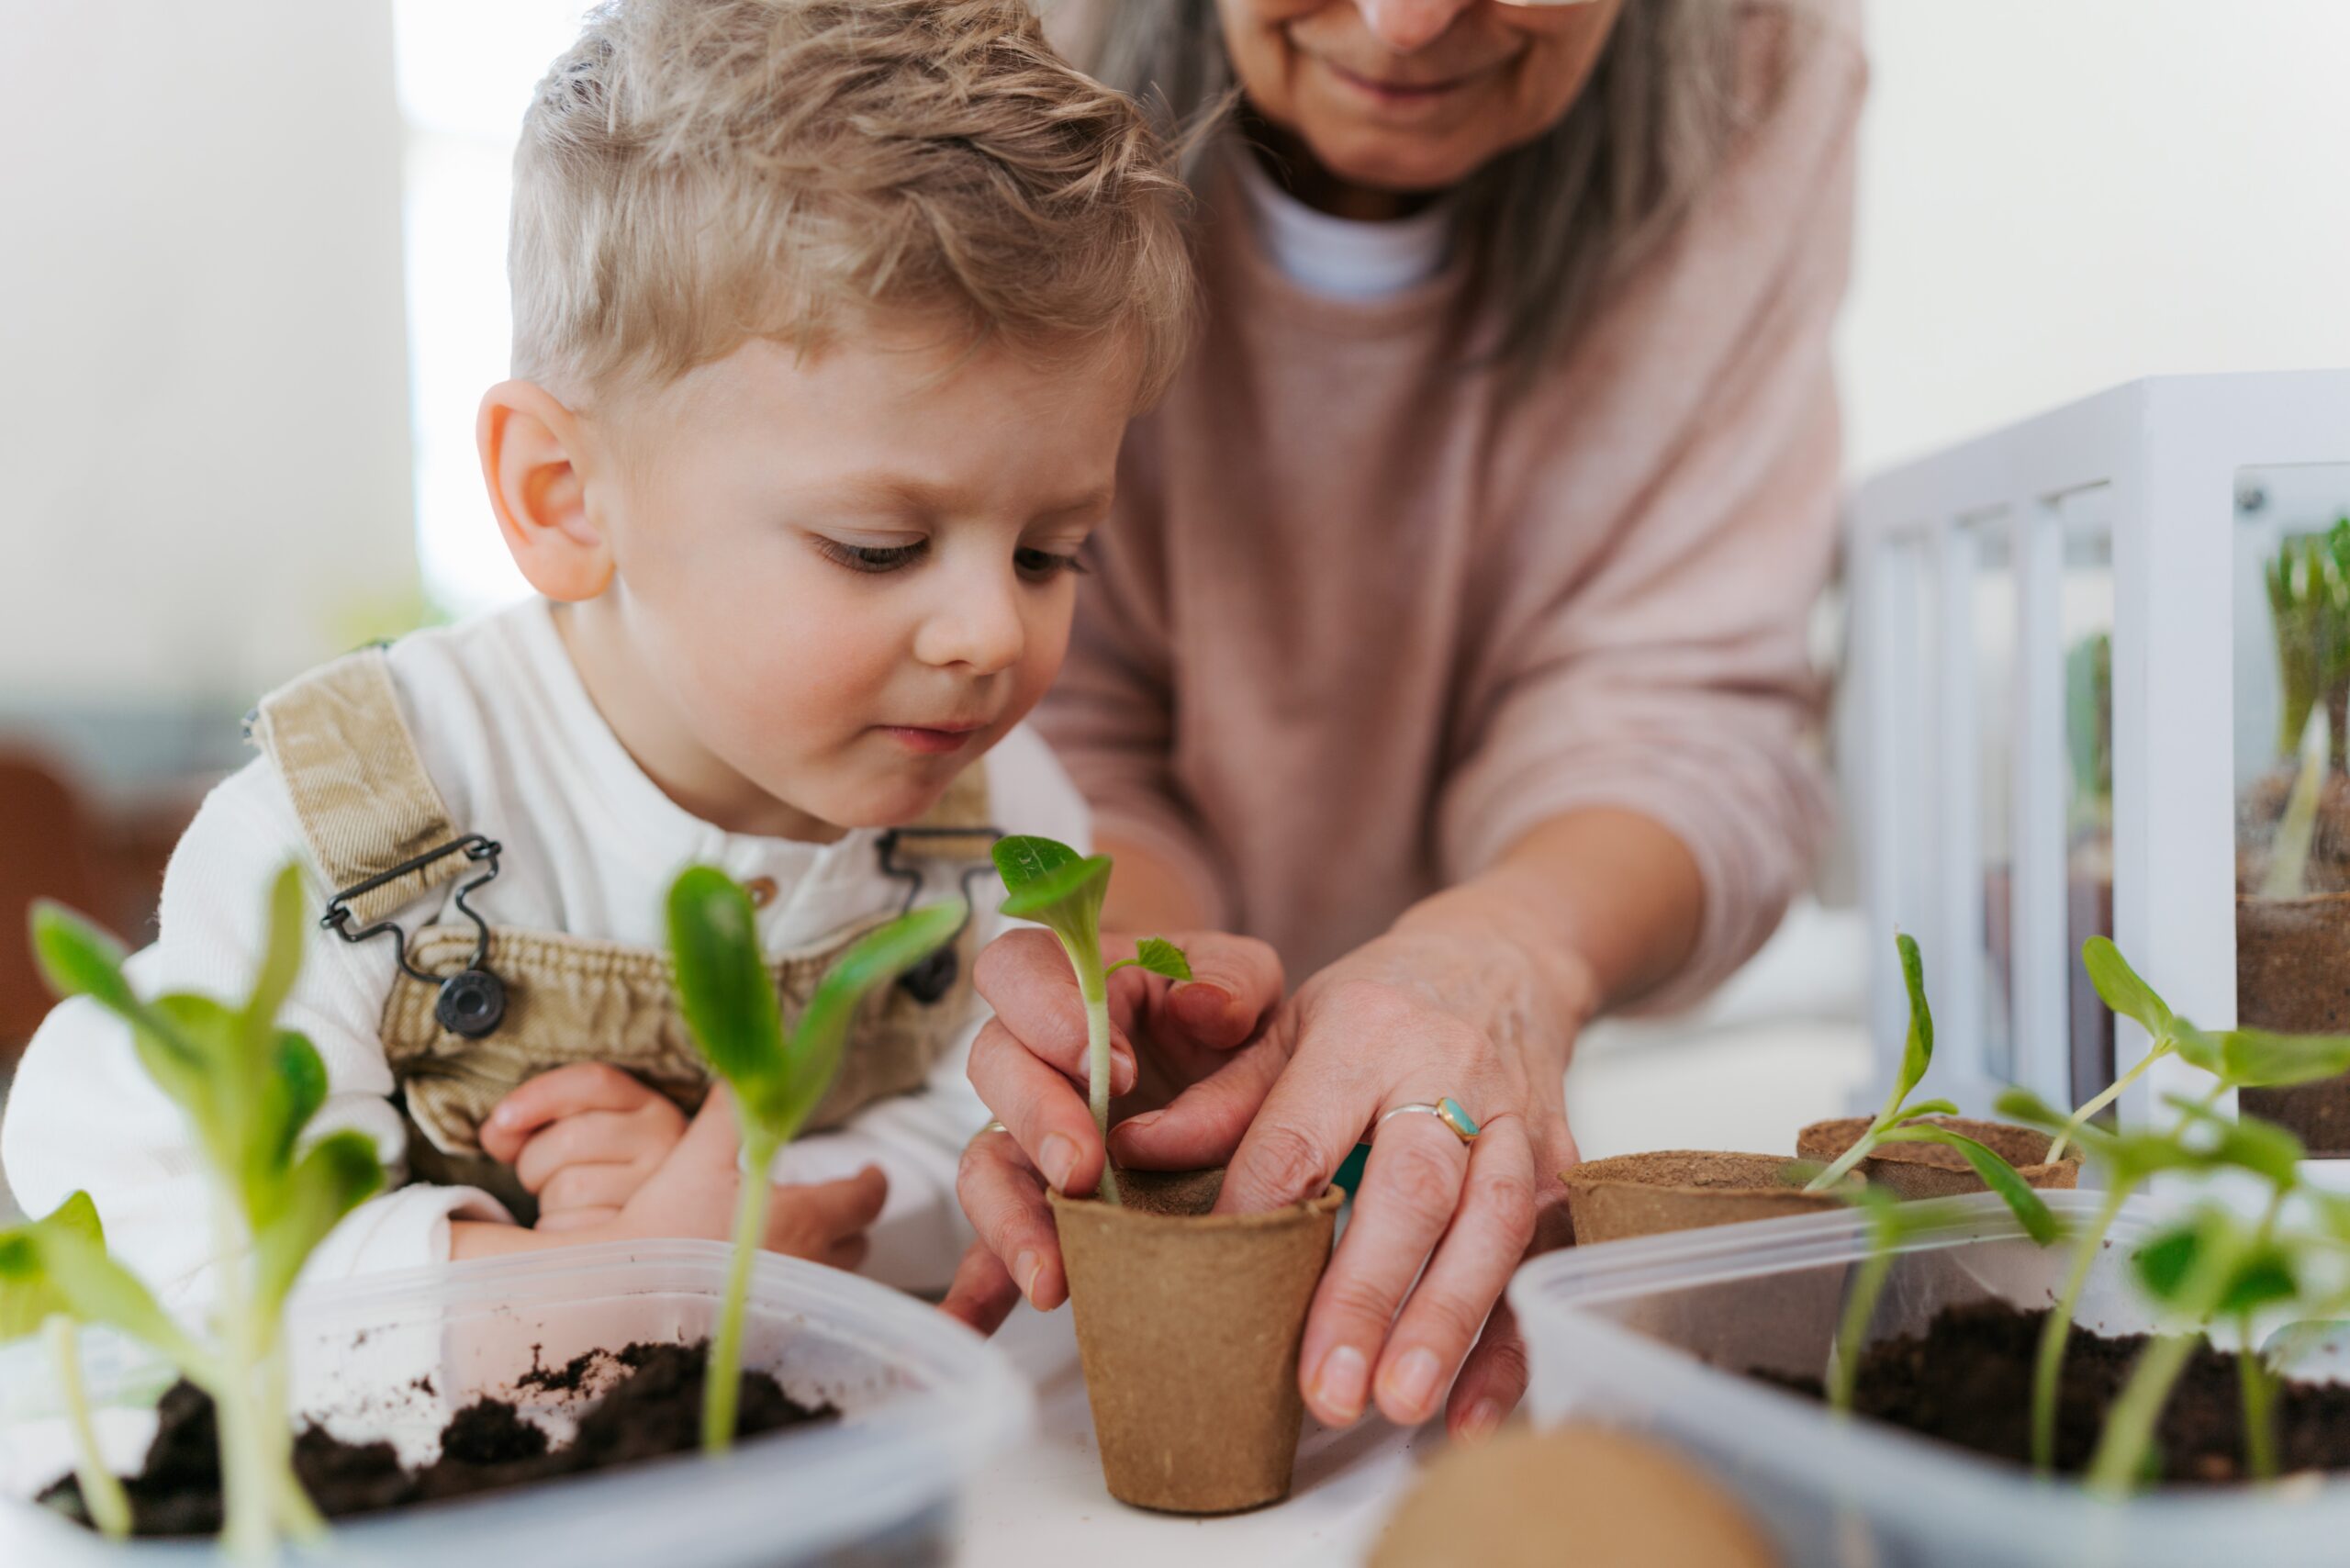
[1080,1,1766,374]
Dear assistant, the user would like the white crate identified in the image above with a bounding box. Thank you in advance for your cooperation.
[1851,371,2350,1141]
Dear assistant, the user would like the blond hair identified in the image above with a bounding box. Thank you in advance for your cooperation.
[511,0,1193,404]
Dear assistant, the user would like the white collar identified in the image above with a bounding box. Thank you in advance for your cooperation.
[1231,144,1453,303]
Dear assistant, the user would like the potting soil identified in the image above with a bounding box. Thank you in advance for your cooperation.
[1754,1300,2350,1484]
[35,1339,834,1537]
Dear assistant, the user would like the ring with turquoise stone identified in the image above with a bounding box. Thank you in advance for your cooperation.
[1375,1097,1482,1144]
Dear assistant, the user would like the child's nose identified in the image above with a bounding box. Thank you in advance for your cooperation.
[914,577,1025,674]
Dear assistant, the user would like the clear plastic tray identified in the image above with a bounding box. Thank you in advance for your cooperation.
[0,1239,1031,1566]
[1509,1192,2350,1568]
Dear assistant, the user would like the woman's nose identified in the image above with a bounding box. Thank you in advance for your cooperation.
[1354,0,1477,53]
[914,577,1025,675]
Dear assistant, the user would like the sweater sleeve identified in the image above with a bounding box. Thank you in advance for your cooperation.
[764,723,1091,1294]
[1435,18,1865,1014]
[0,758,507,1316]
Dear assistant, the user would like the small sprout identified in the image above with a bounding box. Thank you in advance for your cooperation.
[1825,1189,1969,1416]
[1807,935,2057,1248]
[667,867,963,1454]
[990,836,1190,1206]
[0,1193,132,1538]
[28,868,382,1560]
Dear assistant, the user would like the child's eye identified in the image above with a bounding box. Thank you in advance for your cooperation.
[815,538,926,575]
[1015,547,1087,583]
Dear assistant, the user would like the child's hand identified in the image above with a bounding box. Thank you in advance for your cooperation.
[482,1063,689,1233]
[606,1084,888,1270]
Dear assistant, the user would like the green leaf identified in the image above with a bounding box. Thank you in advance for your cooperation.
[2162,1094,2306,1187]
[2219,1026,2350,1090]
[1897,1099,1963,1122]
[251,1131,383,1318]
[248,1031,330,1192]
[1891,933,1934,1108]
[668,867,788,1107]
[27,1225,211,1375]
[1876,1126,2060,1245]
[993,838,1112,943]
[2081,937,2174,1039]
[2222,1249,2301,1317]
[0,1193,106,1341]
[771,902,966,1141]
[28,902,142,1018]
[2134,1226,2201,1303]
[1107,936,1192,982]
[237,864,308,1063]
[2171,1018,2226,1075]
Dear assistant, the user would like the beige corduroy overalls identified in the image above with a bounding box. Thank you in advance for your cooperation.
[246,647,997,1222]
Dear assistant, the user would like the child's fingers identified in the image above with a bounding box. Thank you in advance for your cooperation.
[764,1165,889,1254]
[513,1110,666,1194]
[482,1063,663,1164]
[540,1161,648,1216]
[823,1234,868,1273]
[939,1239,1022,1335]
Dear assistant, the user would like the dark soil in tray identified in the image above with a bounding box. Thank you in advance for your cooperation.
[38,1339,834,1538]
[1755,1300,2350,1484]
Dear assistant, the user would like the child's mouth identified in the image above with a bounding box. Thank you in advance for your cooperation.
[877,723,985,755]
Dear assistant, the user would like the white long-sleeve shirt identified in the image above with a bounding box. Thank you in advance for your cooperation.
[1,598,1085,1310]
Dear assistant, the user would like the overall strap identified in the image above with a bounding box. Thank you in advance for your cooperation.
[246,646,466,927]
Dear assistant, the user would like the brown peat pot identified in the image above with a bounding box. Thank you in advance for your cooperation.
[1561,1151,1850,1245]
[1796,1115,2079,1199]
[1370,1424,1779,1568]
[1047,1168,1343,1514]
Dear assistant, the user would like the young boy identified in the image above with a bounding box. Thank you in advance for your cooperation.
[1,0,1192,1310]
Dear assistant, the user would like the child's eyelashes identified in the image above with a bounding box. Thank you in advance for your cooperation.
[811,534,1088,582]
[814,537,926,574]
[1015,547,1089,583]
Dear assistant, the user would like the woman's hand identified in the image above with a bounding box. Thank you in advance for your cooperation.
[944,919,1587,1439]
[941,927,1286,1331]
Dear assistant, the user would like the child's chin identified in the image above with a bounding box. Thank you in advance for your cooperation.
[817,775,955,833]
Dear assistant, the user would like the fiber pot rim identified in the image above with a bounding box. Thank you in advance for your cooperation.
[1562,1148,1845,1198]
[1798,1114,2076,1175]
[1046,1183,1346,1231]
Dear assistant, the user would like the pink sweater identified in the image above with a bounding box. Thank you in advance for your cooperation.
[1040,6,1865,1007]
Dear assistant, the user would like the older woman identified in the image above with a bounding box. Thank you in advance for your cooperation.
[947,0,1863,1440]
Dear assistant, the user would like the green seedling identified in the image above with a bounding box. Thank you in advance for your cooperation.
[667,867,964,1454]
[989,836,1191,1207]
[2088,1205,2302,1495]
[1804,935,2058,1239]
[2260,519,2350,896]
[2004,935,2350,1478]
[0,1193,133,1538]
[28,867,385,1560]
[1823,1190,1975,1416]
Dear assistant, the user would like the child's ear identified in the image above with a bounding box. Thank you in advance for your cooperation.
[476,380,611,601]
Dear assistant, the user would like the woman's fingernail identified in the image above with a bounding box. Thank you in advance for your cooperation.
[1458,1399,1503,1443]
[1039,1134,1079,1192]
[1311,1345,1369,1424]
[1014,1249,1044,1305]
[1383,1349,1441,1421]
[1176,983,1232,1025]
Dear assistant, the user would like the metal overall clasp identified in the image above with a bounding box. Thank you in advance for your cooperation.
[321,834,508,1038]
[875,825,1003,1004]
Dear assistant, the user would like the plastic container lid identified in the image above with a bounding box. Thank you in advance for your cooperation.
[1,1239,1031,1565]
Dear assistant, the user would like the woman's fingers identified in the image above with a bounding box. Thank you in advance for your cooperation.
[1370,1113,1538,1426]
[481,1062,663,1165]
[1294,1110,1470,1426]
[1107,1032,1291,1171]
[955,1128,1066,1310]
[939,1239,1023,1335]
[968,1018,1109,1195]
[973,929,1138,1089]
[1445,1298,1532,1442]
[1212,1034,1367,1215]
